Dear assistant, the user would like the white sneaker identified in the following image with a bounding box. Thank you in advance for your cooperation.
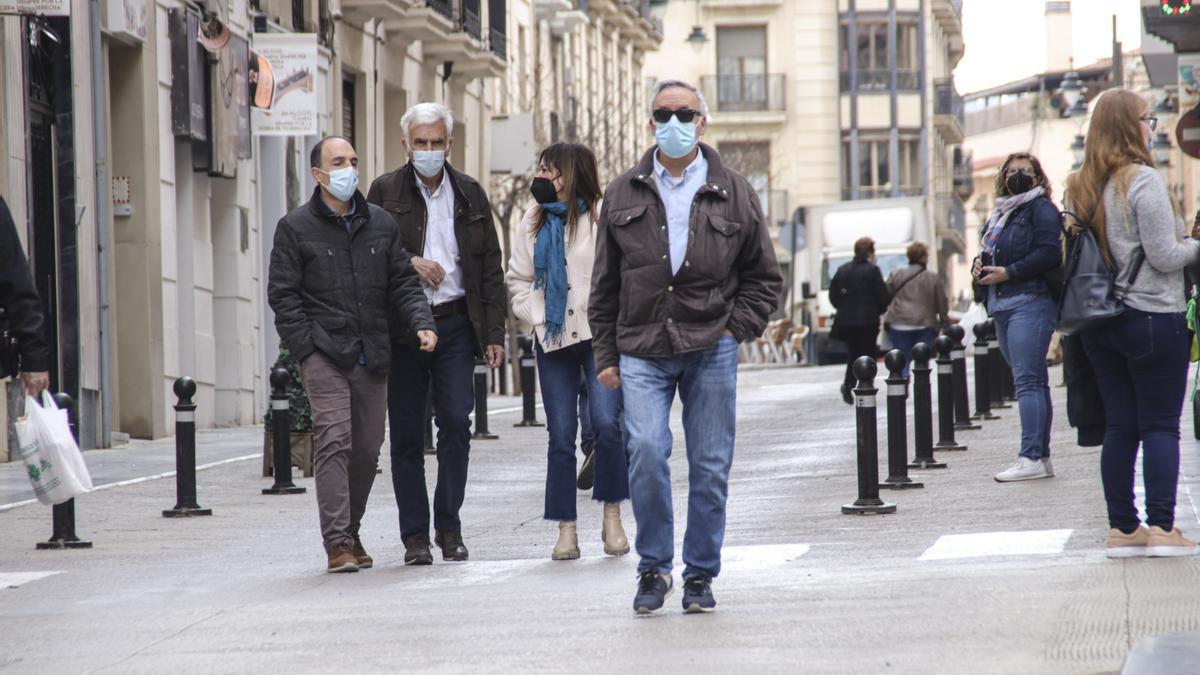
[1042,458,1054,477]
[994,457,1050,482]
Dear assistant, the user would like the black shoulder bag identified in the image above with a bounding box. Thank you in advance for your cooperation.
[1056,207,1144,336]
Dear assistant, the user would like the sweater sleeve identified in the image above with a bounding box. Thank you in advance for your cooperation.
[1130,168,1198,274]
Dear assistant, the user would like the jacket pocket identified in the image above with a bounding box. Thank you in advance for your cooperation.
[692,214,742,277]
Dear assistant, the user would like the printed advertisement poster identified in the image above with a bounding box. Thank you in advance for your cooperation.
[251,33,318,136]
[0,0,68,15]
[1180,54,1200,113]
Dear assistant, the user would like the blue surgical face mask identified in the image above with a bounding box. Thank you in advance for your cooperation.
[412,150,446,178]
[319,166,358,202]
[654,116,699,159]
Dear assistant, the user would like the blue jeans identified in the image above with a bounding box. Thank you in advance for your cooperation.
[886,327,937,377]
[536,340,629,520]
[388,314,476,541]
[993,293,1056,460]
[1082,309,1189,532]
[620,335,739,580]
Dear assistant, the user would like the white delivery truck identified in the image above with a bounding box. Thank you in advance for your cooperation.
[795,196,932,365]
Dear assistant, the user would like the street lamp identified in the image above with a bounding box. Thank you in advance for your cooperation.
[1070,133,1086,171]
[1059,66,1085,115]
[685,25,708,51]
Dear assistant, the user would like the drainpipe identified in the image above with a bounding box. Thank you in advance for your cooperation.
[89,0,112,447]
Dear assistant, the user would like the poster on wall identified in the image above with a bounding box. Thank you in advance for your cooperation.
[1180,53,1200,113]
[0,0,68,16]
[251,33,318,136]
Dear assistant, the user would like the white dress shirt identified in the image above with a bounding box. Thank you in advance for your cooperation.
[416,170,465,306]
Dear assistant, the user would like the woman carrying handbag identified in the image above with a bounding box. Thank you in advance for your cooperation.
[1064,89,1200,559]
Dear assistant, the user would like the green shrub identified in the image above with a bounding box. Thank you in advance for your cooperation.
[263,346,313,433]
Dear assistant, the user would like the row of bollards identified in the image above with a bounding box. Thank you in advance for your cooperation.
[844,320,1015,515]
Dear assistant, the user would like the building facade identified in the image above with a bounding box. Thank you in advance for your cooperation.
[642,0,968,322]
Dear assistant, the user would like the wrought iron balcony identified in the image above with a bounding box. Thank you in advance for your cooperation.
[489,26,507,59]
[838,69,920,93]
[700,74,786,114]
[427,0,453,19]
[934,78,964,143]
[461,0,481,39]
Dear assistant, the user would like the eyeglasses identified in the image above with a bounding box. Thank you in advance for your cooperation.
[1140,115,1158,132]
[652,108,699,124]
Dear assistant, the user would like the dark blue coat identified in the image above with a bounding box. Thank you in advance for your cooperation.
[981,196,1062,300]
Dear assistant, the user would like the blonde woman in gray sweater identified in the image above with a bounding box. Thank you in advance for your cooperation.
[1066,89,1200,559]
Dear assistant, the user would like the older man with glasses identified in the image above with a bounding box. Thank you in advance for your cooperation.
[590,79,782,616]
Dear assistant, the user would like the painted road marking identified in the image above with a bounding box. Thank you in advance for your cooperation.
[0,571,61,589]
[918,529,1073,561]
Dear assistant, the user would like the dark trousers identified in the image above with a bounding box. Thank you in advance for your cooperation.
[1082,309,1189,532]
[388,314,476,541]
[536,340,629,520]
[840,325,880,390]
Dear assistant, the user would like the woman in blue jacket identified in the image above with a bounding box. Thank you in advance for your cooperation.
[973,152,1063,483]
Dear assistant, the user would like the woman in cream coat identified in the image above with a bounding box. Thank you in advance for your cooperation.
[506,143,630,560]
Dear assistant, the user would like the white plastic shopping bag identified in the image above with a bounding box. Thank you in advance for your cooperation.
[15,392,93,505]
[957,302,988,357]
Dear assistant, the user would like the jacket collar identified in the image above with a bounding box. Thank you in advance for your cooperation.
[306,186,369,224]
[630,143,731,201]
[398,161,474,212]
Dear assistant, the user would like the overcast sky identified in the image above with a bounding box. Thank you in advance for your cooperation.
[954,0,1146,95]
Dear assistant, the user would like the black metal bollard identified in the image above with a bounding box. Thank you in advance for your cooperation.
[472,357,498,440]
[263,368,306,495]
[36,393,93,550]
[933,336,967,451]
[986,319,1012,409]
[163,377,212,517]
[947,325,981,431]
[880,349,923,490]
[514,335,544,428]
[842,357,897,515]
[908,343,947,470]
[971,323,999,421]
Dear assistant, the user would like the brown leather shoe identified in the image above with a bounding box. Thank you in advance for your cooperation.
[352,536,373,569]
[404,534,433,566]
[327,543,359,573]
[434,530,469,561]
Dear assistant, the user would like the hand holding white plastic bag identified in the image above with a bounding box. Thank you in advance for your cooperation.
[957,302,989,357]
[15,392,93,505]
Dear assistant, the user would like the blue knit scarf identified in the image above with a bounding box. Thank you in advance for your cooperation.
[534,200,584,345]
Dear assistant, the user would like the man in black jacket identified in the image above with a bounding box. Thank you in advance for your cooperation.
[829,237,890,404]
[0,196,49,396]
[268,136,436,573]
[366,102,507,565]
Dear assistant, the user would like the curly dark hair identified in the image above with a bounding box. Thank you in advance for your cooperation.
[994,152,1053,200]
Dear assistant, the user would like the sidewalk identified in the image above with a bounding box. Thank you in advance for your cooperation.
[2,365,1200,673]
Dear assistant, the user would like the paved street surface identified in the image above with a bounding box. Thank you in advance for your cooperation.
[3,365,1200,673]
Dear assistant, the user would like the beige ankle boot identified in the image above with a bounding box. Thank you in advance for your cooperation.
[552,521,580,560]
[602,503,630,556]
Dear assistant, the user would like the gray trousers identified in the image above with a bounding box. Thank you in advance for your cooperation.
[299,351,388,552]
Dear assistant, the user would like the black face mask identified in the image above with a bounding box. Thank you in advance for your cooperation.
[1006,172,1035,195]
[530,177,559,205]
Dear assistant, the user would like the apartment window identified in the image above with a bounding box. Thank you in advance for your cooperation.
[838,18,919,91]
[342,77,356,148]
[716,26,767,111]
[719,141,770,217]
[842,133,920,199]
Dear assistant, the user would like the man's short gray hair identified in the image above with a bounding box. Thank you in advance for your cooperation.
[647,79,709,119]
[401,102,455,141]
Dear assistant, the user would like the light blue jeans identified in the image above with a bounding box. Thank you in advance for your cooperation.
[992,293,1056,460]
[619,335,739,580]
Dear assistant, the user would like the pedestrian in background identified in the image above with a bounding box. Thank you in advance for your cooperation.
[1065,89,1200,558]
[268,136,436,573]
[507,142,630,562]
[367,102,507,565]
[0,196,50,397]
[974,151,1061,483]
[590,79,782,615]
[829,237,890,404]
[883,241,949,376]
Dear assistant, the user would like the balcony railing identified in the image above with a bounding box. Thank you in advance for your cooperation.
[838,69,920,92]
[489,27,507,59]
[428,0,453,20]
[938,193,966,240]
[700,74,786,114]
[934,78,964,124]
[461,2,482,39]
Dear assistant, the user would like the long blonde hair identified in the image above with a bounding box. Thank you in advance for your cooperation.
[1063,89,1155,265]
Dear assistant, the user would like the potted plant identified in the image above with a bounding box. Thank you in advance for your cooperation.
[262,346,316,477]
